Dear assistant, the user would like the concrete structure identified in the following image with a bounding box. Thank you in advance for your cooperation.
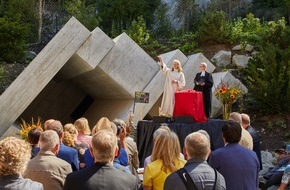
[0,17,247,137]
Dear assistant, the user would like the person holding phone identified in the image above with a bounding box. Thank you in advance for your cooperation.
[157,55,185,117]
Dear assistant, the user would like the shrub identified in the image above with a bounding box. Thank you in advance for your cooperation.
[125,16,150,46]
[197,11,231,44]
[0,17,29,62]
[243,43,290,114]
[168,32,197,55]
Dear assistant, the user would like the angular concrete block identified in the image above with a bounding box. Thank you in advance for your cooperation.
[211,50,232,67]
[183,53,215,89]
[211,71,248,117]
[98,33,160,97]
[0,17,91,136]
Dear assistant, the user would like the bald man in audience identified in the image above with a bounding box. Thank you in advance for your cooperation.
[229,112,253,150]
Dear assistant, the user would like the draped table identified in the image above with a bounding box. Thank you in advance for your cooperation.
[173,90,207,123]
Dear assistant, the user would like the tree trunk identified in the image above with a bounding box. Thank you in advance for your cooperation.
[38,0,43,43]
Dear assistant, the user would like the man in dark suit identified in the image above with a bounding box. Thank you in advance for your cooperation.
[194,62,213,118]
[241,113,262,170]
[64,130,138,190]
[209,120,260,190]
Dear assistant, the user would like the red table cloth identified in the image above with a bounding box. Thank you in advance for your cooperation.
[173,89,207,123]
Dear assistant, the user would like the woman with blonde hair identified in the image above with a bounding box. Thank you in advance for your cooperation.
[143,130,185,190]
[74,117,92,146]
[0,137,43,189]
[157,56,185,116]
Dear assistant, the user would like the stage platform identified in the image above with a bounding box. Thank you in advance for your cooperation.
[137,119,226,167]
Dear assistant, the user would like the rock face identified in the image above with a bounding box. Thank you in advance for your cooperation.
[211,50,232,67]
[232,54,251,68]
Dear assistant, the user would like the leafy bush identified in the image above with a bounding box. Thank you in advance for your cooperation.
[243,43,290,114]
[230,13,263,46]
[0,17,29,62]
[125,16,150,46]
[63,0,99,31]
[230,14,287,48]
[168,32,197,54]
[0,65,6,83]
[197,11,231,44]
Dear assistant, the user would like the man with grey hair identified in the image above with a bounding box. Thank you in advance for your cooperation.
[35,119,79,171]
[229,112,253,150]
[64,130,138,190]
[24,130,72,190]
[164,132,226,190]
[194,62,213,118]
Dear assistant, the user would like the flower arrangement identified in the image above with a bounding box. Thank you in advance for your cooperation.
[214,82,243,119]
[19,117,43,140]
[215,83,241,104]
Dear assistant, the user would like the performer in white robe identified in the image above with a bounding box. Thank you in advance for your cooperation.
[158,56,186,116]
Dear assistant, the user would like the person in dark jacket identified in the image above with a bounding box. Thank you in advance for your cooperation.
[194,62,213,118]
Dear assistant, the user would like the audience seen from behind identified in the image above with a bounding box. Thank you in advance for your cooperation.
[143,129,186,190]
[125,121,140,176]
[63,123,88,169]
[241,113,262,170]
[43,120,79,171]
[83,117,127,168]
[113,140,132,173]
[209,120,260,189]
[0,137,43,190]
[27,128,42,158]
[164,132,226,190]
[64,130,138,190]
[24,130,72,190]
[74,117,92,146]
[144,125,184,169]
[229,112,253,150]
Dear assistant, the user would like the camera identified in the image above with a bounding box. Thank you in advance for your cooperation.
[116,125,123,136]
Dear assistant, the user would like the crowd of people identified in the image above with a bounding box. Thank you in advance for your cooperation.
[0,113,289,189]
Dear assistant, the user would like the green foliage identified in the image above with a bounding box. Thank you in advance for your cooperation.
[267,119,287,131]
[125,16,150,46]
[0,17,29,62]
[230,13,287,48]
[168,32,197,54]
[95,0,161,36]
[197,11,231,44]
[243,43,290,114]
[0,65,6,84]
[63,0,99,31]
[142,39,168,58]
[1,0,38,43]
